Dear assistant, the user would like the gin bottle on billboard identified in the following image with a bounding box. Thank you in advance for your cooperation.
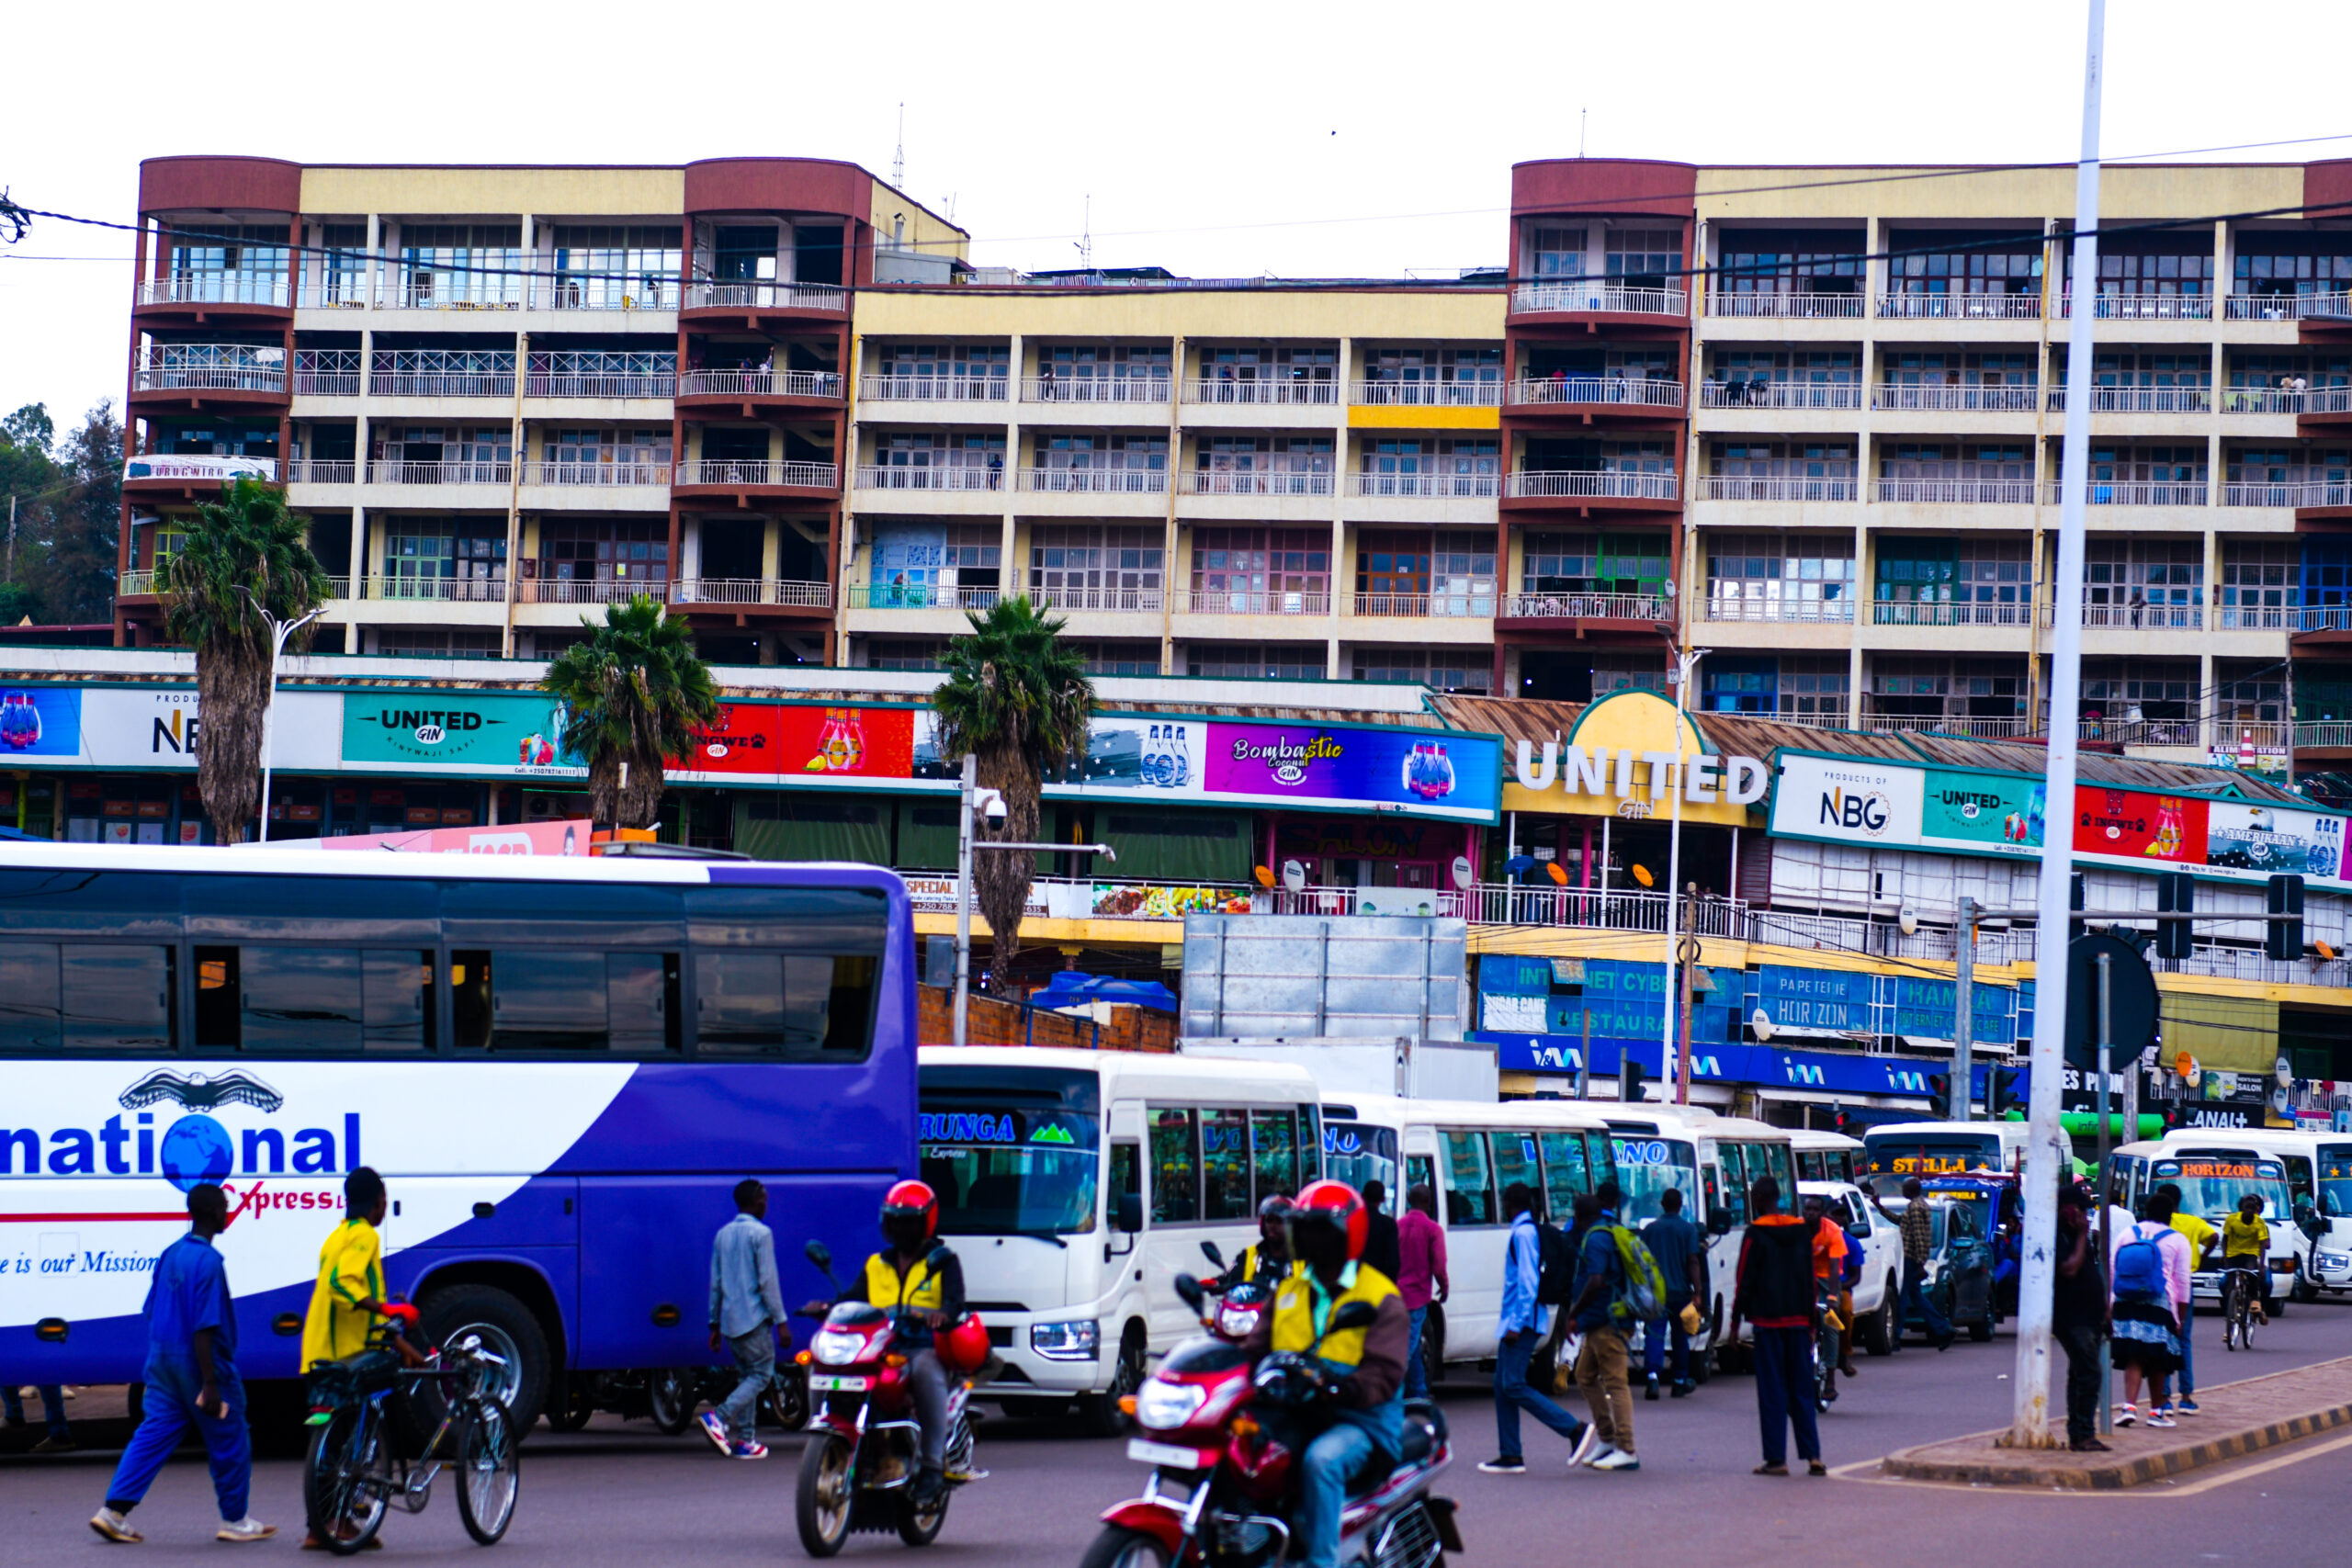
[1169,725,1189,787]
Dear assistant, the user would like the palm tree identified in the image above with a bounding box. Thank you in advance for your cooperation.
[540,594,718,829]
[154,476,332,844]
[932,596,1095,995]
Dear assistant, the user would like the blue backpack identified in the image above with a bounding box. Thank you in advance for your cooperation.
[2112,1225,2170,1299]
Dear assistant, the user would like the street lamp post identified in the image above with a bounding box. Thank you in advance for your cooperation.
[1659,645,1709,1103]
[242,594,326,845]
[951,753,1116,1044]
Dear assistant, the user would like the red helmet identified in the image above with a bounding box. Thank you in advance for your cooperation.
[1287,1179,1368,1264]
[937,1313,991,1374]
[880,1179,938,1247]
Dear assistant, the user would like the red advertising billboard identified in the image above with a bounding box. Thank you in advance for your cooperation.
[773,705,915,780]
[2070,787,2206,864]
[677,703,786,776]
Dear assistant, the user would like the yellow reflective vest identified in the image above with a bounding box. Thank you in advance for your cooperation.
[863,1249,945,1313]
[1270,1260,1398,1372]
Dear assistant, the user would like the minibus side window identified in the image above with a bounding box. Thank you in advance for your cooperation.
[1442,1131,1496,1226]
[1716,1145,1750,1224]
[1149,1107,1199,1224]
[1754,1143,1796,1200]
[1110,1142,1141,1229]
[1252,1109,1300,1201]
[1585,1132,1618,1193]
[1539,1131,1589,1218]
[1405,1154,1436,1208]
[1798,1152,1822,1183]
[1201,1108,1251,1222]
[1491,1129,1542,1214]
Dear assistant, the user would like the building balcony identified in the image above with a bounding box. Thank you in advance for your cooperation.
[1871,599,2042,629]
[369,371,515,399]
[1351,592,1495,619]
[2216,604,2293,631]
[285,460,356,485]
[1350,380,1503,408]
[2058,293,2213,321]
[1692,476,1859,502]
[1873,291,2041,321]
[370,281,526,313]
[2220,481,2352,508]
[1704,291,1866,320]
[518,576,670,606]
[1507,377,1685,413]
[520,462,670,490]
[1510,282,1689,320]
[2079,602,2202,630]
[356,576,510,603]
[1699,381,1864,412]
[2045,386,2212,414]
[2073,716,2201,747]
[1182,589,1332,616]
[524,370,677,400]
[860,375,1012,404]
[845,583,1001,612]
[1016,468,1169,495]
[1188,469,1333,497]
[365,461,513,486]
[1872,478,2034,505]
[124,455,277,490]
[1020,378,1171,406]
[135,275,290,314]
[530,279,681,312]
[673,459,841,493]
[1860,708,2035,739]
[1029,586,1164,614]
[1873,384,2038,413]
[1497,591,1669,625]
[291,355,362,398]
[1182,378,1340,407]
[2219,387,2337,415]
[1702,594,1854,624]
[2222,290,2352,322]
[1503,469,1679,503]
[682,280,847,315]
[2043,479,2208,506]
[854,465,1004,493]
[1344,472,1502,499]
[2297,720,2352,749]
[130,353,287,399]
[669,578,831,610]
[676,368,842,402]
[2300,604,2352,633]
[118,570,158,598]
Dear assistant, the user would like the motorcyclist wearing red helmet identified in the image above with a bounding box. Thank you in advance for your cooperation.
[1240,1180,1408,1568]
[807,1180,965,1507]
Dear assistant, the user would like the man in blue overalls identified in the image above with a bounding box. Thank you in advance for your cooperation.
[89,1183,275,1544]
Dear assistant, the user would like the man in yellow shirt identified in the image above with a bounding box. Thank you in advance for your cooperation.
[300,1168,418,1553]
[2222,1194,2274,1322]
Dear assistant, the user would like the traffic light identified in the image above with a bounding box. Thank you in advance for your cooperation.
[1986,1066,2021,1118]
[2267,874,2305,962]
[1620,1055,1646,1104]
[2069,872,2086,942]
[2155,871,2195,962]
[1927,1072,1953,1120]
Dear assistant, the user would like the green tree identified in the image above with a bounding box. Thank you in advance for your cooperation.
[931,596,1096,995]
[0,402,60,618]
[155,476,333,843]
[540,594,718,829]
[33,401,123,625]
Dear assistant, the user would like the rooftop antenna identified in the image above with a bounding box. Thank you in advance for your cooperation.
[1580,108,1588,159]
[892,102,905,189]
[1075,195,1093,272]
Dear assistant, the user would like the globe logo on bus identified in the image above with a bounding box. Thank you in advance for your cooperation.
[158,1114,234,1192]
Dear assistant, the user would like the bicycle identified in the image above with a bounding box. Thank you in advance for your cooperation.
[304,1325,520,1554]
[2220,1265,2257,1352]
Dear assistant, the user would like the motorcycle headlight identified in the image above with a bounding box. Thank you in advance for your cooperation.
[1134,1379,1207,1432]
[1216,1302,1261,1338]
[1029,1319,1101,1361]
[812,1329,866,1367]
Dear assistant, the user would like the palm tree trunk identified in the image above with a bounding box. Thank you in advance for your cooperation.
[972,743,1041,997]
[195,633,269,844]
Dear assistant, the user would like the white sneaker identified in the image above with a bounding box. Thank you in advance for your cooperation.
[217,1517,278,1543]
[2114,1403,2138,1427]
[2144,1412,2177,1429]
[1589,1447,1641,1472]
[89,1507,141,1544]
[1569,1424,1605,1468]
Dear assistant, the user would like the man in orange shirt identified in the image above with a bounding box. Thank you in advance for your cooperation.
[1800,1193,1848,1405]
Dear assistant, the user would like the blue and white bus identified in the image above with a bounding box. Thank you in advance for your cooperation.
[0,844,920,1428]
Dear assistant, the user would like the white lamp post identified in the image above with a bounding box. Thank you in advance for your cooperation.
[951,752,1116,1044]
[241,593,326,845]
[1657,645,1711,1102]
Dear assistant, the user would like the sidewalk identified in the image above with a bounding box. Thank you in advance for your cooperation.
[1881,1356,2352,1490]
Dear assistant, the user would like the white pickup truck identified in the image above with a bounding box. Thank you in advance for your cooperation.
[1800,1180,1905,1355]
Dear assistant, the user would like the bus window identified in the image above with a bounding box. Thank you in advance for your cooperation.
[0,942,175,1052]
[922,1106,1101,1237]
[1250,1109,1300,1201]
[1323,1122,1398,1199]
[1613,1135,1701,1225]
[1149,1108,1199,1224]
[1405,1154,1436,1206]
[1714,1144,1750,1224]
[1539,1131,1589,1218]
[1750,1143,1796,1199]
[1442,1131,1496,1226]
[687,951,875,1057]
[1492,1129,1542,1214]
[1202,1108,1251,1221]
[1585,1131,1618,1192]
[2320,1147,2352,1219]
[1111,1141,1141,1228]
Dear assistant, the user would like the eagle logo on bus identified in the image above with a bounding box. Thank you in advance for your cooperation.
[119,1069,285,1113]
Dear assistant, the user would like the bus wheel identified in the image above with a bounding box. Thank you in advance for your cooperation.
[401,1284,550,1451]
[1080,1325,1148,1437]
[2292,1272,2320,1305]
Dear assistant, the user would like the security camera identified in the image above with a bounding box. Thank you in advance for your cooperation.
[982,795,1008,829]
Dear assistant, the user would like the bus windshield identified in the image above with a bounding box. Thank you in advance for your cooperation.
[1865,1132,2005,1180]
[2152,1157,2293,1228]
[922,1106,1101,1236]
[2322,1147,2352,1220]
[1323,1122,1400,1200]
[1610,1137,1699,1224]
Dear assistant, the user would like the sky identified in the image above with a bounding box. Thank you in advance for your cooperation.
[6,0,2352,431]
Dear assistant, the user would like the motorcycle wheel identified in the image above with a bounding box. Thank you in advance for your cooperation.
[1077,1526,1172,1568]
[796,1435,856,1559]
[764,1368,809,1434]
[895,1489,947,1547]
[647,1369,695,1437]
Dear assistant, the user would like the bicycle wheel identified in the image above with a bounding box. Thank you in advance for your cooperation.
[455,1400,520,1546]
[305,1404,391,1556]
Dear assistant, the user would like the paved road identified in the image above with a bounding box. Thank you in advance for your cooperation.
[8,1301,2348,1567]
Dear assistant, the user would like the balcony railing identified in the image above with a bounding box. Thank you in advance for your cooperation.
[1699,380,1865,411]
[2078,716,2203,747]
[1017,468,1170,494]
[2217,604,2293,630]
[1861,710,2036,739]
[375,281,526,312]
[1351,592,1495,618]
[677,368,842,400]
[119,570,157,596]
[1499,592,1668,621]
[1188,469,1334,496]
[285,460,356,485]
[2059,292,2214,321]
[854,465,1004,492]
[292,367,362,397]
[2043,479,2209,506]
[2221,481,2352,508]
[1871,599,2040,628]
[1505,469,1679,502]
[1702,594,1853,623]
[124,456,277,483]
[1345,471,1502,499]
[523,372,678,400]
[846,582,1001,612]
[1020,377,1172,404]
[132,355,286,394]
[2221,386,2352,414]
[1705,290,1867,319]
[670,578,831,608]
[532,280,679,312]
[1350,379,1503,407]
[366,461,511,485]
[2046,386,2212,413]
[369,372,516,399]
[1183,589,1332,616]
[685,280,847,312]
[360,576,509,603]
[1508,377,1685,410]
[1182,378,1340,406]
[1027,586,1165,613]
[1510,282,1688,317]
[1453,884,1747,939]
[673,459,839,489]
[1872,383,2038,412]
[1873,290,2041,320]
[522,462,670,488]
[1693,476,1859,502]
[520,577,668,605]
[2213,720,2292,748]
[861,375,1012,402]
[2303,604,2352,632]
[2079,602,2202,629]
[138,275,289,309]
[2223,290,2352,321]
[1873,478,2035,505]
[2298,720,2352,747]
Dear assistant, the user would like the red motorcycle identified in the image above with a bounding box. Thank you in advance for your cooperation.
[792,1242,985,1557]
[1079,1273,1458,1568]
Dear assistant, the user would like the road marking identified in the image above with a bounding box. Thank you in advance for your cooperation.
[1833,1427,2352,1496]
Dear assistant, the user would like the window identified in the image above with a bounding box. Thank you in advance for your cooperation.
[1714,1145,1750,1224]
[690,952,869,1057]
[1029,525,1161,605]
[2073,243,2214,297]
[1705,532,1854,618]
[2233,235,2352,299]
[1186,647,1327,680]
[394,223,525,308]
[534,517,670,586]
[1200,1108,1251,1221]
[1884,232,2041,296]
[1490,1127,1543,1215]
[167,224,290,305]
[1531,226,1585,278]
[2221,542,2298,627]
[1605,228,1680,285]
[1522,532,1669,598]
[1350,649,1494,695]
[192,945,432,1053]
[1150,1107,1199,1224]
[1442,1129,1496,1226]
[713,225,775,283]
[1539,1131,1589,1216]
[1717,231,1863,295]
[878,343,1010,382]
[1251,1109,1300,1201]
[0,943,175,1051]
[1190,528,1329,612]
[548,225,681,310]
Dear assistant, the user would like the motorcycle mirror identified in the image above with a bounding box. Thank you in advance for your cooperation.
[1174,1273,1207,1314]
[803,1239,832,1271]
[1116,1193,1145,1235]
[1199,1239,1226,1268]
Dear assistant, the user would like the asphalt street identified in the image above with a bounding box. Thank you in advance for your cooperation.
[6,1301,2348,1568]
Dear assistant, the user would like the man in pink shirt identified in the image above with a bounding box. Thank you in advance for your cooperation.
[1396,1183,1450,1401]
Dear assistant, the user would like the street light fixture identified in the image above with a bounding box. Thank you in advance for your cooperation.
[1656,643,1712,1104]
[238,592,327,845]
[950,753,1116,1046]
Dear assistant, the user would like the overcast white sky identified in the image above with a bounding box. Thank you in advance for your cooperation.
[6,1,2352,429]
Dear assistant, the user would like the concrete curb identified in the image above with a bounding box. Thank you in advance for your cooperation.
[1880,1356,2352,1491]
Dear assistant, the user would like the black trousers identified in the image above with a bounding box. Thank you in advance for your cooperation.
[2058,1324,2104,1442]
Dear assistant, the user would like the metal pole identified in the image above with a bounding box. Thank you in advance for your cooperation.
[1678,905,1697,1108]
[2012,0,2105,1451]
[253,605,322,846]
[953,752,976,1047]
[1954,896,1977,1121]
[1661,648,1696,1101]
[2095,951,2114,1436]
[1577,1008,1591,1100]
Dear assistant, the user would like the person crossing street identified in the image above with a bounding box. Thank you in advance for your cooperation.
[1640,1189,1704,1399]
[701,1179,787,1461]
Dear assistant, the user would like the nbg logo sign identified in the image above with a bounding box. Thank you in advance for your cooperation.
[1820,785,1892,835]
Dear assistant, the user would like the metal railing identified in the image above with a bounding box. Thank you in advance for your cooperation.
[2043,480,2209,505]
[1182,589,1332,616]
[1693,475,1860,502]
[2302,604,2352,631]
[1873,291,2042,320]
[2212,720,2292,748]
[1019,377,1172,404]
[519,577,667,604]
[2220,386,2352,414]
[118,570,157,596]
[138,275,289,308]
[2223,290,2352,321]
[1871,599,2041,628]
[1027,585,1165,613]
[1705,290,1866,319]
[1505,469,1679,501]
[1499,591,1669,621]
[1699,380,1865,410]
[2079,602,2202,629]
[677,368,842,400]
[1702,594,1854,623]
[2045,385,2212,413]
[285,460,356,485]
[846,582,1001,612]
[132,354,286,394]
[365,461,512,485]
[1351,592,1494,618]
[532,279,679,312]
[374,280,526,312]
[1182,378,1340,406]
[2217,604,2294,630]
[2221,481,2352,508]
[297,280,370,310]
[524,372,678,400]
[1456,884,1746,938]
[1872,478,2035,504]
[1188,469,1334,496]
[684,280,847,312]
[673,459,839,489]
[854,465,1004,492]
[360,576,510,603]
[1345,471,1502,499]
[1872,383,2039,412]
[1349,379,1503,407]
[521,462,670,488]
[2059,292,2214,321]
[2297,721,2352,748]
[670,578,831,608]
[124,456,278,483]
[2078,716,2203,746]
[369,372,516,399]
[1509,377,1685,410]
[1860,711,2035,739]
[1510,282,1688,317]
[1017,468,1170,494]
[291,355,363,396]
[861,375,1012,402]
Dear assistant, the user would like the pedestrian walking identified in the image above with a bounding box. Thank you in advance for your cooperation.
[1566,1182,1642,1472]
[3,1381,71,1451]
[1396,1183,1448,1403]
[88,1184,275,1545]
[2158,1182,2215,1416]
[1877,1178,1953,1349]
[1476,1184,1595,1474]
[300,1167,422,1551]
[1731,1176,1826,1477]
[2053,1185,2109,1452]
[701,1178,787,1460]
[2109,1190,2190,1430]
[1802,1193,1849,1405]
[1362,1179,1403,1283]
[1640,1189,1704,1400]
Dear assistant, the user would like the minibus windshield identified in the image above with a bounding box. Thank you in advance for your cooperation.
[1610,1136,1699,1224]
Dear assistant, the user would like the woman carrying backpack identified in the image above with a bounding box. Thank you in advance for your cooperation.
[2109,1190,2191,1430]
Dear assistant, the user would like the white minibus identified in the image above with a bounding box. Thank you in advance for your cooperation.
[1790,1128,1863,1187]
[2149,1129,2335,1302]
[1861,1119,2030,1194]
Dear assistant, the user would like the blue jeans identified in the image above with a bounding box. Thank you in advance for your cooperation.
[1644,1298,1692,1382]
[105,1358,250,1521]
[1299,1421,1377,1568]
[714,1325,776,1442]
[1492,1326,1585,1460]
[2156,1300,2197,1405]
[1750,1325,1821,1467]
[1901,1258,1951,1342]
[1403,1306,1430,1401]
[2,1382,66,1438]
